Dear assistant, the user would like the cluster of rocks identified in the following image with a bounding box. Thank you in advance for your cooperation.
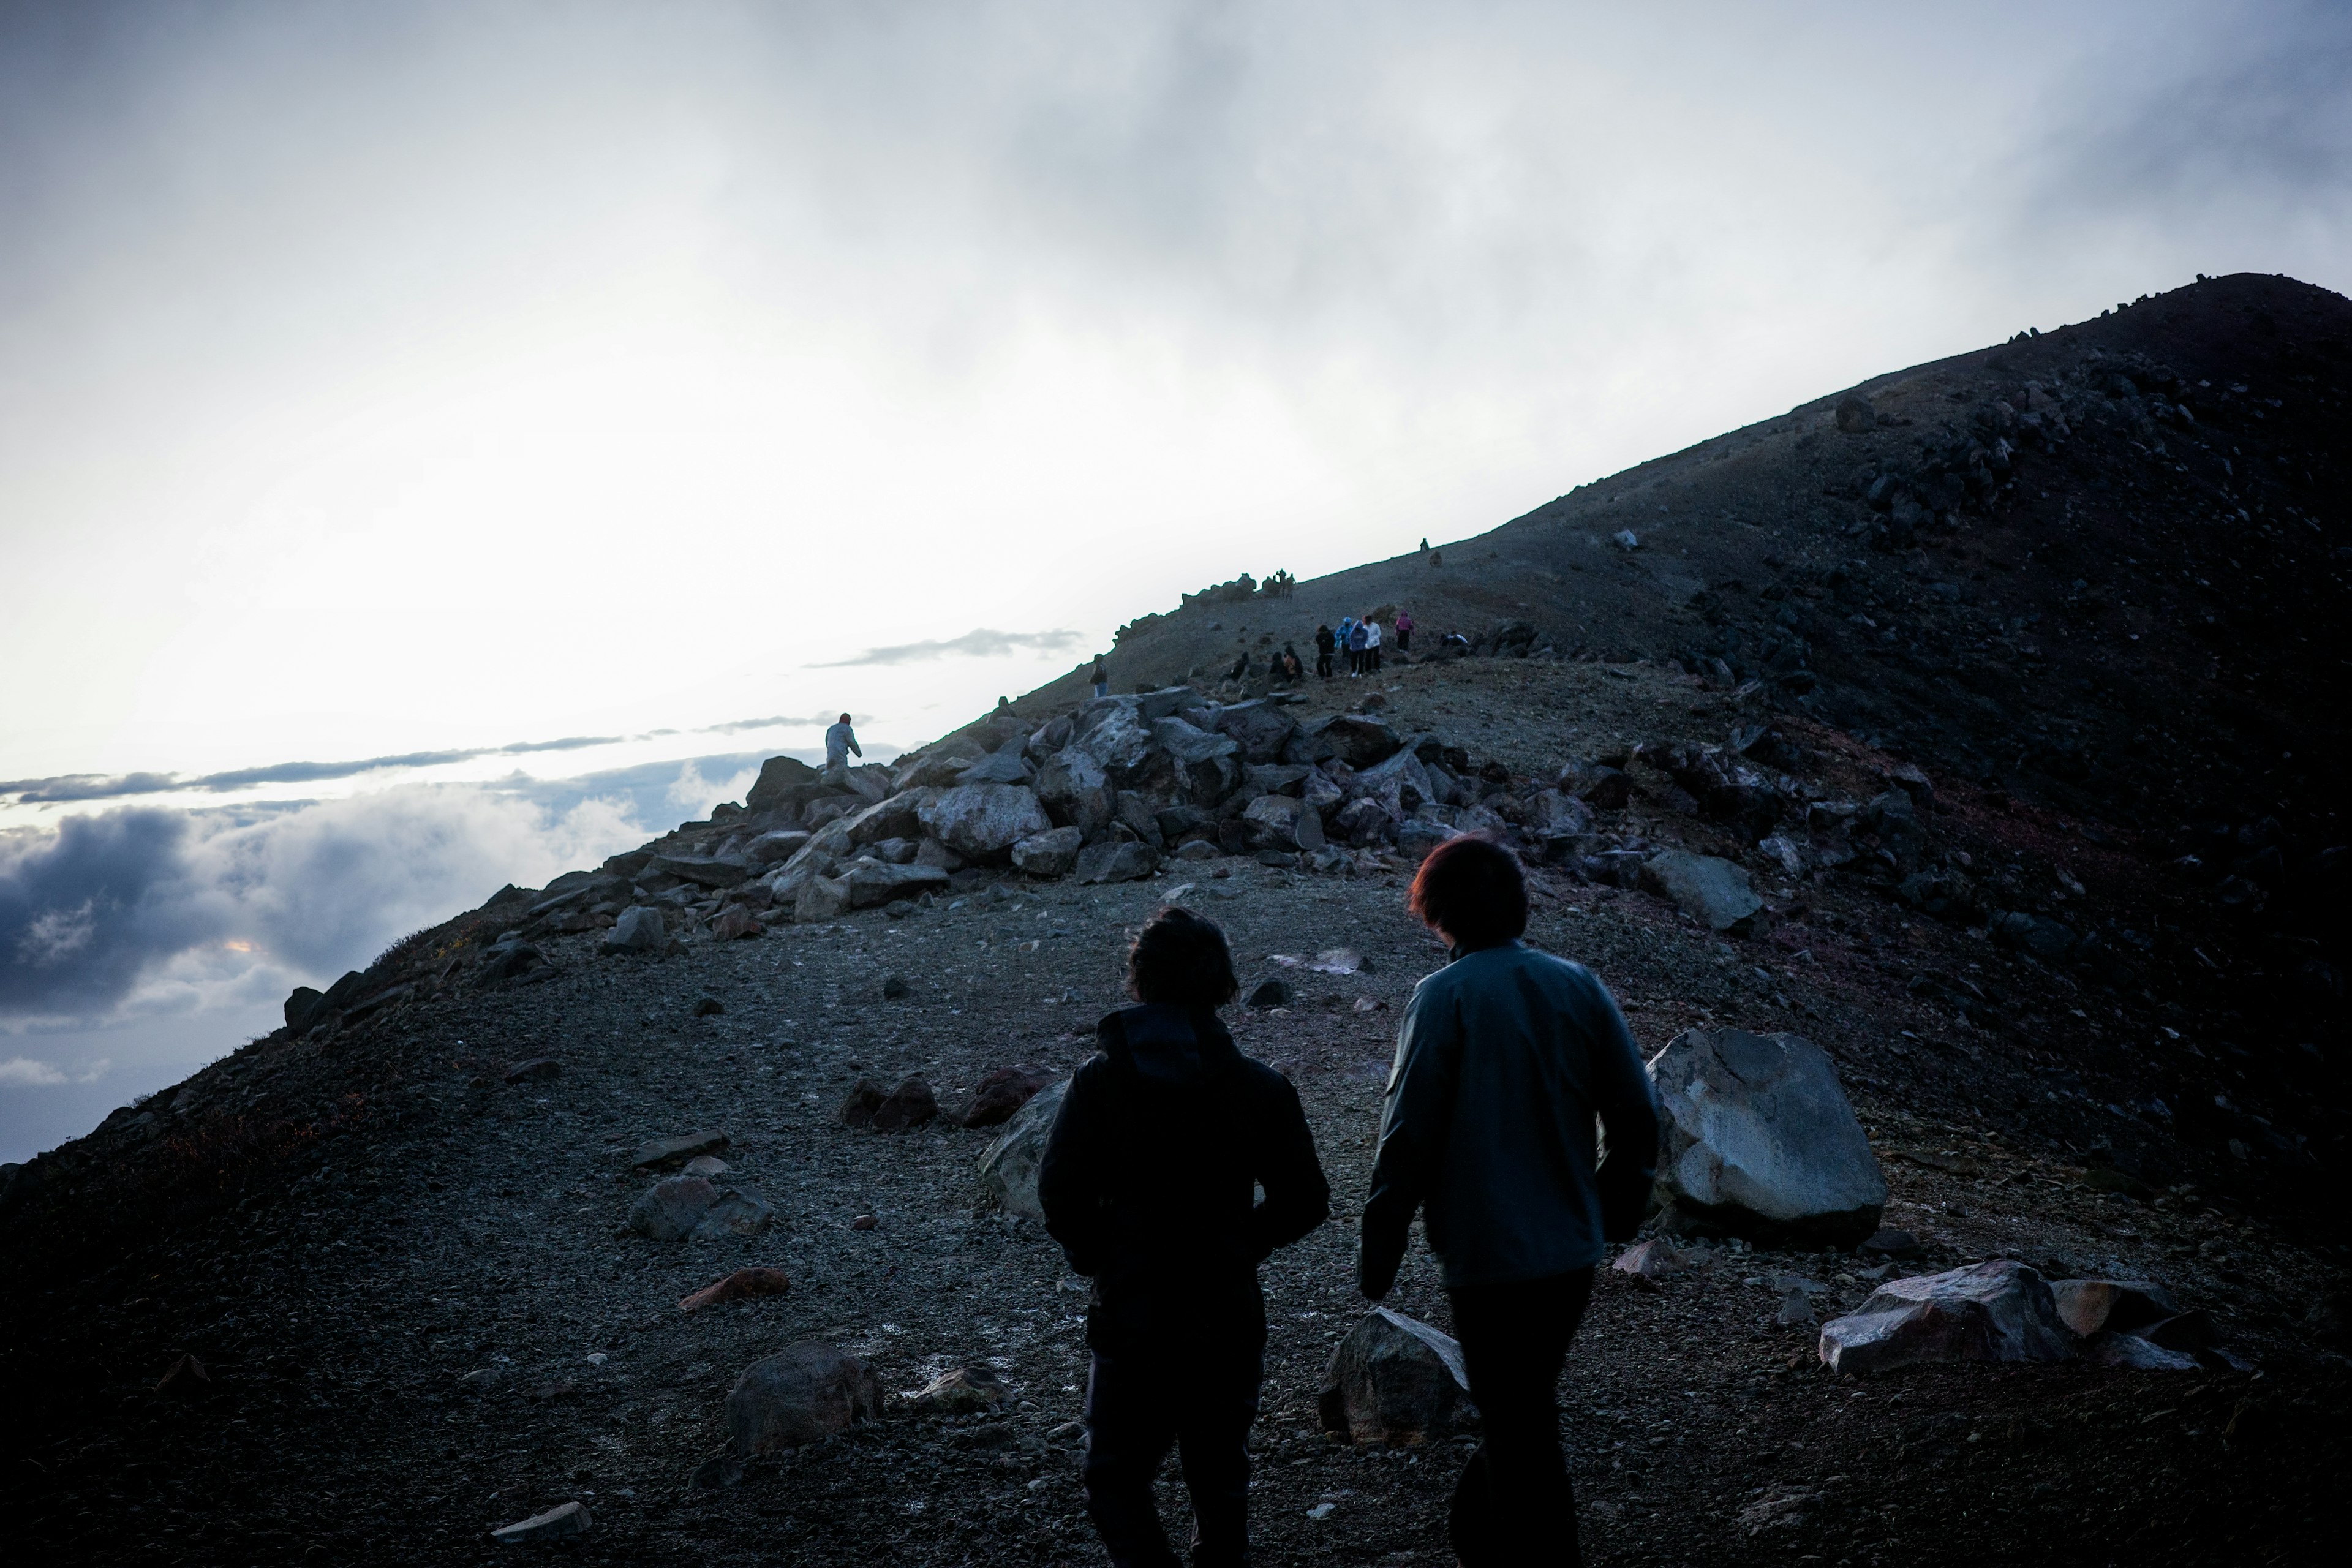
[520,685,1707,940]
[1818,1260,2246,1376]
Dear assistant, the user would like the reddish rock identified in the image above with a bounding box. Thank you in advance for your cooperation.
[711,907,763,941]
[680,1266,793,1313]
[870,1075,938,1132]
[960,1064,1053,1129]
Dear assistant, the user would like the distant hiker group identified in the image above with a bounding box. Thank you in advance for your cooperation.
[1311,607,1412,679]
[1038,837,1654,1567]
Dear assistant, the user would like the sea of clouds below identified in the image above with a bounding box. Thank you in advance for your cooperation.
[0,751,794,1164]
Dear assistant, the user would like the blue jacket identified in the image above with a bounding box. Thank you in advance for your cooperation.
[1360,941,1660,1293]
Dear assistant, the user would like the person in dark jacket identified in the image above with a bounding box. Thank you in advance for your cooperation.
[1314,624,1336,679]
[1359,837,1660,1567]
[1041,908,1330,1568]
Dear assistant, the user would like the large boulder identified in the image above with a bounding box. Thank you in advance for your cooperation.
[978,1077,1068,1218]
[725,1341,884,1455]
[1818,1261,2076,1375]
[1035,747,1115,837]
[919,784,1054,860]
[745,755,822,814]
[1351,747,1437,815]
[1648,1028,1885,1247]
[2049,1278,2182,1337]
[835,859,950,910]
[1322,714,1404,770]
[1243,794,1326,852]
[1212,701,1298,764]
[958,750,1035,785]
[645,853,752,889]
[845,791,930,845]
[1011,826,1084,877]
[1395,816,1458,864]
[601,907,671,955]
[1069,704,1158,775]
[1152,717,1242,803]
[1317,1308,1475,1444]
[794,873,854,924]
[1641,850,1765,935]
[1075,840,1158,884]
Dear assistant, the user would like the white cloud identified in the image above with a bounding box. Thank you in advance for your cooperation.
[0,1055,109,1087]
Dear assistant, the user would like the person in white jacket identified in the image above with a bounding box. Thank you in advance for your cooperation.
[1362,617,1384,675]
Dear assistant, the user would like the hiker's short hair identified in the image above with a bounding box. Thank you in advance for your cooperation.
[838,712,852,723]
[1409,834,1528,949]
[1126,907,1240,1008]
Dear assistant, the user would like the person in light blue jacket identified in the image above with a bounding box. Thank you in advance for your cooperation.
[1359,835,1660,1567]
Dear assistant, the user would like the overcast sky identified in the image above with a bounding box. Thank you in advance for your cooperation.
[3,0,2348,1159]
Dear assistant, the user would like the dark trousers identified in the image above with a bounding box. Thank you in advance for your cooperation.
[1084,1296,1265,1567]
[1317,651,1332,677]
[1397,628,1411,652]
[1445,1268,1596,1567]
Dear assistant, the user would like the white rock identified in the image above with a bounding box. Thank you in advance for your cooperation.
[918,783,1054,859]
[1648,1027,1886,1246]
[1817,1261,2077,1374]
[491,1500,590,1544]
[978,1077,1068,1219]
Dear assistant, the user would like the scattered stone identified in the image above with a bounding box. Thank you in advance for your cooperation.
[630,1175,720,1240]
[1074,841,1158,884]
[1318,1306,1475,1444]
[1321,715,1404,770]
[710,907,763,941]
[839,1079,886,1128]
[1579,767,1632,810]
[911,1365,1011,1414]
[1860,1227,1921,1259]
[1640,850,1765,935]
[850,1213,878,1231]
[725,1341,884,1455]
[503,1058,562,1084]
[1648,1027,1887,1247]
[1836,391,1876,432]
[881,974,912,1000]
[870,1076,938,1132]
[1817,1261,2076,1374]
[1777,1286,1818,1327]
[693,995,726,1016]
[1395,816,1458,864]
[601,907,670,955]
[680,1267,793,1312]
[960,1064,1053,1129]
[282,986,323,1031]
[2050,1278,2182,1337]
[1610,1238,1689,1282]
[1242,794,1326,852]
[1246,978,1295,1009]
[978,1077,1069,1219]
[1740,1488,1825,1537]
[689,1190,774,1240]
[646,853,751,889]
[631,1129,729,1170]
[490,1500,591,1545]
[1011,826,1085,877]
[156,1353,210,1396]
[682,1155,731,1177]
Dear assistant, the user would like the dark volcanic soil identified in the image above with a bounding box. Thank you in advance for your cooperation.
[3,279,2348,1566]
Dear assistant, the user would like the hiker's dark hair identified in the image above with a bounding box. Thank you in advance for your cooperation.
[1408,834,1528,949]
[1126,907,1240,1008]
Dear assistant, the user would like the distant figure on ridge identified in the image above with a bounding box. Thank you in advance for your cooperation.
[1091,657,1109,699]
[823,712,861,784]
[1040,908,1330,1568]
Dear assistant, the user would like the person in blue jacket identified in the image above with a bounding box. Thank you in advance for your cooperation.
[1360,835,1661,1567]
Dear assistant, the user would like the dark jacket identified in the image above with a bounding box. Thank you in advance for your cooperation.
[1039,1005,1330,1301]
[1360,941,1660,1295]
